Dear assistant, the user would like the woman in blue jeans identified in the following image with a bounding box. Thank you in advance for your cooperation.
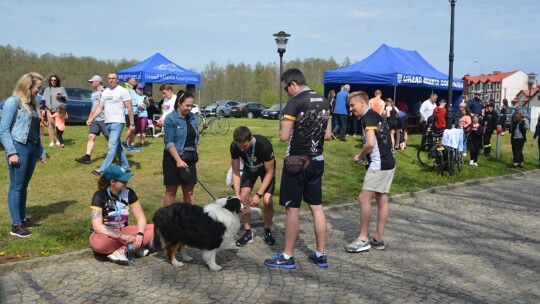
[0,72,47,238]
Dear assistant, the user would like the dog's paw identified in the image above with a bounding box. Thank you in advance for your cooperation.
[208,264,222,271]
[172,260,184,267]
[182,255,193,262]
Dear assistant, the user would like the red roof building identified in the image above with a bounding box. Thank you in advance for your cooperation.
[462,70,532,107]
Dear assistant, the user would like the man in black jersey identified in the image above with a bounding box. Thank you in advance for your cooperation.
[345,91,396,253]
[230,126,276,247]
[264,68,332,269]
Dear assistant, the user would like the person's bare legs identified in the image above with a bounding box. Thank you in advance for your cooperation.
[86,133,97,155]
[283,207,300,256]
[373,193,389,241]
[47,111,56,144]
[309,204,326,253]
[358,190,373,241]
[262,194,274,229]
[164,185,179,206]
[182,184,195,204]
[239,187,252,230]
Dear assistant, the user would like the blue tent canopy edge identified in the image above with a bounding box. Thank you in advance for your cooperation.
[116,53,201,87]
[323,44,463,90]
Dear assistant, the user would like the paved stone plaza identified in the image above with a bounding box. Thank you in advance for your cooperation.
[1,170,538,303]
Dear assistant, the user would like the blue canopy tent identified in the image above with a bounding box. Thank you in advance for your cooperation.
[117,53,201,101]
[323,44,464,112]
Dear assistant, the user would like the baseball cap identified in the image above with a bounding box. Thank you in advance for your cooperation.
[136,84,144,89]
[88,75,102,83]
[474,91,482,96]
[103,166,133,182]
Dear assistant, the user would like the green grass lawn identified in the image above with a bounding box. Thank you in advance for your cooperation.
[0,118,537,261]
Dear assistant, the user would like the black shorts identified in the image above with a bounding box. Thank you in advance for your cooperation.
[279,158,324,208]
[125,115,140,132]
[89,120,109,137]
[163,151,197,186]
[240,169,276,194]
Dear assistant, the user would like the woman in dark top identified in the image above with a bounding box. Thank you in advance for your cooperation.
[0,72,47,238]
[509,111,529,168]
[162,90,200,205]
[41,74,67,146]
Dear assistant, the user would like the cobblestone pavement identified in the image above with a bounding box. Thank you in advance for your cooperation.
[1,170,539,303]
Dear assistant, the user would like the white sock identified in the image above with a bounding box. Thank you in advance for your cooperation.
[316,251,324,258]
[283,253,292,260]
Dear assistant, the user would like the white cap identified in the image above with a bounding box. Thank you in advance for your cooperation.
[88,75,102,83]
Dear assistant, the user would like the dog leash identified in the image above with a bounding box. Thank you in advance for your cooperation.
[184,167,216,200]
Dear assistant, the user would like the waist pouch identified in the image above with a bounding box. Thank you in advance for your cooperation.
[181,146,198,165]
[283,155,310,174]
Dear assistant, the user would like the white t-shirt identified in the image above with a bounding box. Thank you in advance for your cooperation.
[101,85,132,123]
[161,94,176,121]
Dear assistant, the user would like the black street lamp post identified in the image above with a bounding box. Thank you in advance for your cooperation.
[446,0,457,129]
[273,31,290,126]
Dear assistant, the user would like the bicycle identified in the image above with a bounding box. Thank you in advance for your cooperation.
[417,127,447,175]
[196,111,230,136]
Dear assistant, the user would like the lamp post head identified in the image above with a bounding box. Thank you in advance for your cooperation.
[273,31,290,55]
[527,72,536,86]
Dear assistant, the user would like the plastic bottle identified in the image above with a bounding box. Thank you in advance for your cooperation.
[127,242,135,264]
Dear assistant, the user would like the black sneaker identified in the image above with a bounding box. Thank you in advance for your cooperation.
[308,252,328,268]
[369,237,385,250]
[75,155,91,164]
[21,218,42,228]
[264,253,296,269]
[10,225,31,238]
[263,228,275,245]
[92,169,103,176]
[236,230,254,247]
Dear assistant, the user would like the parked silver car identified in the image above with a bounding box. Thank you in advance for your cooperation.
[202,100,239,117]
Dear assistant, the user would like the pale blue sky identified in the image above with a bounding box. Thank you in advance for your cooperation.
[1,0,538,78]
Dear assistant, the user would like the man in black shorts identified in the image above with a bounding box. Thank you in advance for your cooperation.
[75,75,109,164]
[264,68,332,269]
[230,126,276,247]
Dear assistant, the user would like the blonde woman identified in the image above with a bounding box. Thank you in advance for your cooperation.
[0,72,47,238]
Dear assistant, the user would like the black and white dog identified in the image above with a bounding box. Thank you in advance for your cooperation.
[151,196,242,271]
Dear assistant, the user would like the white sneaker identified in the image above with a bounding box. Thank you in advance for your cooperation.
[107,247,129,265]
[55,141,61,146]
[461,152,467,157]
[135,248,149,257]
[473,162,478,166]
[49,142,55,147]
[469,160,474,166]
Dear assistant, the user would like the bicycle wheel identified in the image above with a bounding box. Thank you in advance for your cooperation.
[210,115,230,135]
[446,148,455,176]
[197,114,207,134]
[417,143,436,168]
[455,149,463,172]
[436,148,445,175]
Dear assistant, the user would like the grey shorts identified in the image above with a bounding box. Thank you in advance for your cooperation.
[89,120,109,137]
[362,167,395,194]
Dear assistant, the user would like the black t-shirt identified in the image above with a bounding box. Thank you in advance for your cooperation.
[185,118,196,147]
[90,187,139,229]
[230,135,274,172]
[282,90,331,157]
[362,109,396,171]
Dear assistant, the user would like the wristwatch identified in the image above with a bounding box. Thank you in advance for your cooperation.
[137,232,144,237]
[256,193,263,199]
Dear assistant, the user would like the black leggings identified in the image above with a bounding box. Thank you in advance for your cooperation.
[511,138,525,164]
[56,128,64,145]
[469,139,481,162]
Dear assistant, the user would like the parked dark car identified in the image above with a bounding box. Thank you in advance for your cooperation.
[504,106,530,129]
[261,104,286,119]
[230,102,267,118]
[202,100,239,117]
[37,87,93,124]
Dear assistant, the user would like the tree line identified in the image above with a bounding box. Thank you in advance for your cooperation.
[0,45,345,106]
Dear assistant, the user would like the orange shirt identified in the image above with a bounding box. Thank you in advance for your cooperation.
[51,113,66,131]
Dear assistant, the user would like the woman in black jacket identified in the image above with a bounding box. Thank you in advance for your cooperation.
[509,111,529,168]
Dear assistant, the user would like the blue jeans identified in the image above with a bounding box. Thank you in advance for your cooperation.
[99,122,130,171]
[7,142,41,226]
